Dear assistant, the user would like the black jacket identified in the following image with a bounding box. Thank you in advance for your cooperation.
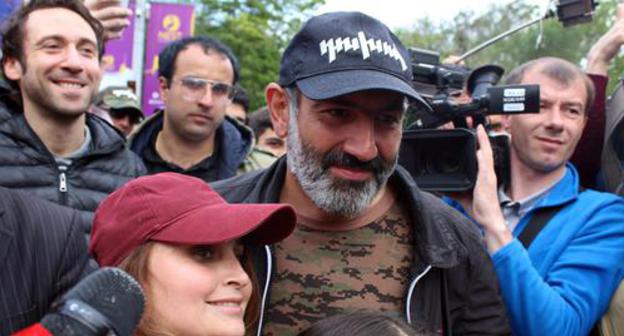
[212,157,511,335]
[0,94,146,234]
[602,81,624,195]
[0,187,93,334]
[129,110,253,182]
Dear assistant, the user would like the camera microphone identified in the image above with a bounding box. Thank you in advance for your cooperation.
[12,267,144,336]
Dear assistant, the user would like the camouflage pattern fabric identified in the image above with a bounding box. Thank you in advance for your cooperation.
[262,203,413,335]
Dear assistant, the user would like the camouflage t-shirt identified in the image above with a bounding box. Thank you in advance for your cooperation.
[262,201,413,335]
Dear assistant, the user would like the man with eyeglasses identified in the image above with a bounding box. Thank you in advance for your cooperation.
[130,36,260,181]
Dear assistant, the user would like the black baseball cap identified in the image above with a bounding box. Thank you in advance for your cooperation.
[279,11,426,106]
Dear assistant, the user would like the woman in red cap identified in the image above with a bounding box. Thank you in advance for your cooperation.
[89,172,296,336]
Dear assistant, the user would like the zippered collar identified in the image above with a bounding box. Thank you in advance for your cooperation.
[533,163,581,209]
[405,265,432,324]
[223,157,471,334]
[129,110,254,177]
[256,245,273,336]
[0,100,126,161]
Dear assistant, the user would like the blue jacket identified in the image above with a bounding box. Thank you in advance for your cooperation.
[448,164,624,336]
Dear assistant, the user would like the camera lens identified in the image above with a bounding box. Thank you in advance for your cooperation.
[432,151,462,174]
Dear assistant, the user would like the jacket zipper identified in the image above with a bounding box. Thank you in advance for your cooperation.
[58,166,69,205]
[256,245,273,336]
[59,172,67,192]
[405,265,432,325]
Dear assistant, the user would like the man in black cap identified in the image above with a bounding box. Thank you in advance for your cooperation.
[213,11,510,335]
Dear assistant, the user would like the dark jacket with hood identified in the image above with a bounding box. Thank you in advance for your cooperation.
[212,157,511,335]
[0,88,146,235]
[129,110,254,182]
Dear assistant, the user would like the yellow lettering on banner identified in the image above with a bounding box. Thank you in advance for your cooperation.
[150,55,159,75]
[158,14,183,41]
[102,55,115,71]
[163,14,180,32]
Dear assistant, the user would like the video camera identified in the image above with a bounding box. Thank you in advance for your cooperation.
[398,48,540,192]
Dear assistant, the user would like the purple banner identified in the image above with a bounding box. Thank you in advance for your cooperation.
[0,0,21,31]
[141,2,195,116]
[102,1,136,74]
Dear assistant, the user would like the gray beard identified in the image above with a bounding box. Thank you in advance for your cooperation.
[286,113,396,218]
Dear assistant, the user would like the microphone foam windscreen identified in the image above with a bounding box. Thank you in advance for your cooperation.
[61,267,145,336]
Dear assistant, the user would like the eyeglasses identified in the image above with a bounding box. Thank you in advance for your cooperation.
[172,77,237,102]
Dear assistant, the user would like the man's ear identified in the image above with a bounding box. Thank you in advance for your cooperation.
[3,57,23,81]
[266,83,290,138]
[158,76,169,104]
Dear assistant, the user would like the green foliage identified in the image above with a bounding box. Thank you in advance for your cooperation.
[195,0,323,111]
[191,0,624,109]
[396,1,621,93]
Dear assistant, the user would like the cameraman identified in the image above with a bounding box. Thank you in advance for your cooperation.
[454,57,624,336]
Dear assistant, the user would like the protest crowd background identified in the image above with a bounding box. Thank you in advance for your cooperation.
[1,1,624,336]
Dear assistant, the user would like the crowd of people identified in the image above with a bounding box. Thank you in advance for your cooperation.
[2,0,624,336]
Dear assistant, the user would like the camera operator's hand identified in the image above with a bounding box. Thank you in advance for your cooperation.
[586,3,624,76]
[472,125,513,254]
[84,0,132,42]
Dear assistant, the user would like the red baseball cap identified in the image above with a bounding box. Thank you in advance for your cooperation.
[90,172,296,267]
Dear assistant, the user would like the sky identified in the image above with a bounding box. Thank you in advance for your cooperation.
[316,0,551,30]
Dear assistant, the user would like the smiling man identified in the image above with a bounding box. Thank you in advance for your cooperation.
[0,0,145,232]
[452,57,624,335]
[213,11,510,335]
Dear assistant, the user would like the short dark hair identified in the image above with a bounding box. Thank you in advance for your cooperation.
[232,85,250,113]
[1,0,105,90]
[505,57,595,116]
[248,106,273,141]
[158,36,240,87]
[298,312,418,336]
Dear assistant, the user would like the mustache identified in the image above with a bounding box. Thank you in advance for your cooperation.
[321,148,387,174]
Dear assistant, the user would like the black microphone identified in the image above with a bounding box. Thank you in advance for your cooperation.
[13,267,145,336]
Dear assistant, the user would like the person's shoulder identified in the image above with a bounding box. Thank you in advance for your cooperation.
[241,147,278,172]
[221,117,253,149]
[87,112,127,147]
[0,82,21,120]
[212,168,264,191]
[421,190,483,241]
[572,189,624,221]
[92,141,147,176]
[392,166,482,241]
[249,147,277,160]
[86,115,147,174]
[390,169,485,265]
[114,148,148,176]
[128,111,163,150]
[0,187,84,236]
[577,188,624,208]
[211,169,266,202]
